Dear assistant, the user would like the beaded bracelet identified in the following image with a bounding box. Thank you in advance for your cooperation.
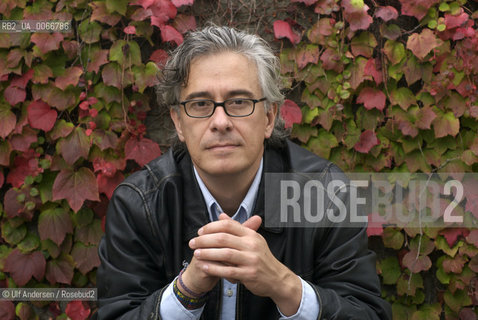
[173,278,208,310]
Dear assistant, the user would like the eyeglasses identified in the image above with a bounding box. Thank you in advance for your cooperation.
[179,97,267,118]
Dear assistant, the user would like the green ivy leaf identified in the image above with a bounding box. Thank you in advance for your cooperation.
[1,220,27,245]
[432,109,460,138]
[392,302,416,320]
[71,242,100,275]
[78,20,102,44]
[105,0,128,15]
[17,233,40,253]
[384,40,406,65]
[351,31,377,58]
[411,303,441,320]
[378,256,401,284]
[38,207,73,246]
[75,219,103,246]
[382,227,404,250]
[133,62,160,93]
[436,236,463,257]
[389,87,416,111]
[291,125,318,144]
[306,129,338,159]
[444,289,472,312]
[109,40,142,68]
[397,272,423,296]
[45,254,75,285]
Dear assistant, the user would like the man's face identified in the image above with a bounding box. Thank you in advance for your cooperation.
[171,52,276,179]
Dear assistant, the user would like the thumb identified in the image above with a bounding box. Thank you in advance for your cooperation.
[242,215,262,232]
[218,213,262,231]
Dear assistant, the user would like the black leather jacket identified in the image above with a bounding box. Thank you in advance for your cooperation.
[96,140,392,319]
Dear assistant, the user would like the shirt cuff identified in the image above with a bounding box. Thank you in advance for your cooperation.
[160,278,205,320]
[277,277,320,320]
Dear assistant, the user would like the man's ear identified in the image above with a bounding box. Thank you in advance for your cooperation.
[170,108,185,142]
[264,103,278,139]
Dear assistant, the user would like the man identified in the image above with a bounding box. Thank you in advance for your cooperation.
[96,26,392,319]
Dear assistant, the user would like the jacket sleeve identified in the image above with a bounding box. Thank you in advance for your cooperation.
[309,169,392,320]
[96,184,170,320]
[310,226,392,320]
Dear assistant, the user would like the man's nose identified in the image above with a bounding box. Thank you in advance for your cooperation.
[209,106,233,131]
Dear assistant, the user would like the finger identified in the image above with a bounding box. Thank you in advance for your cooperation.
[200,262,248,282]
[189,232,243,250]
[198,217,251,237]
[194,247,245,266]
[243,215,262,231]
[218,212,261,232]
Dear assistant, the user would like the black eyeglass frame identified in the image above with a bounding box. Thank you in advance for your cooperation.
[178,97,267,118]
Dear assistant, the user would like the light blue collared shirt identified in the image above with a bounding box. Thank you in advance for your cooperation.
[160,159,319,319]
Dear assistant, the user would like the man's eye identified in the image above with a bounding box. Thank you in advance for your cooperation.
[191,101,210,108]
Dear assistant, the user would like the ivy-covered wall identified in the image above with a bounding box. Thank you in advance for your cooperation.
[0,0,477,319]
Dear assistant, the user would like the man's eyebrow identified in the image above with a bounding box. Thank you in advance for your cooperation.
[183,90,255,101]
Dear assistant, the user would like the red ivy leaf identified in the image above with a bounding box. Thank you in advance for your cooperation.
[432,111,460,138]
[46,255,75,285]
[402,249,432,273]
[65,301,91,320]
[407,29,441,60]
[55,66,83,91]
[342,0,373,31]
[33,64,53,84]
[159,25,183,45]
[27,100,57,132]
[296,45,320,69]
[354,130,380,153]
[4,249,46,286]
[125,136,161,167]
[280,99,302,128]
[0,301,15,320]
[86,49,109,73]
[440,228,470,248]
[132,0,155,9]
[445,10,469,29]
[52,168,100,212]
[10,127,38,152]
[97,171,124,199]
[31,33,64,54]
[0,169,3,188]
[320,47,343,72]
[0,104,16,138]
[150,0,177,27]
[71,243,100,274]
[398,0,439,21]
[466,230,478,248]
[90,1,121,26]
[357,87,386,111]
[3,187,39,221]
[91,129,119,151]
[4,85,26,106]
[375,6,398,21]
[273,20,301,44]
[171,0,194,7]
[415,106,437,130]
[124,26,136,35]
[58,127,91,165]
[364,58,383,84]
[7,150,42,188]
[149,49,169,68]
[38,207,73,246]
[11,69,34,89]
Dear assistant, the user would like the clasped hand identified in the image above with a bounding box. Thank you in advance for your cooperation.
[181,213,302,316]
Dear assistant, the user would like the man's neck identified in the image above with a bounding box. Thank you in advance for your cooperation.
[195,161,261,216]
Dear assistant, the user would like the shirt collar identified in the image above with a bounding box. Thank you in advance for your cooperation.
[193,158,263,222]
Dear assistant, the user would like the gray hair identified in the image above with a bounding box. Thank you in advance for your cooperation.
[157,25,289,148]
